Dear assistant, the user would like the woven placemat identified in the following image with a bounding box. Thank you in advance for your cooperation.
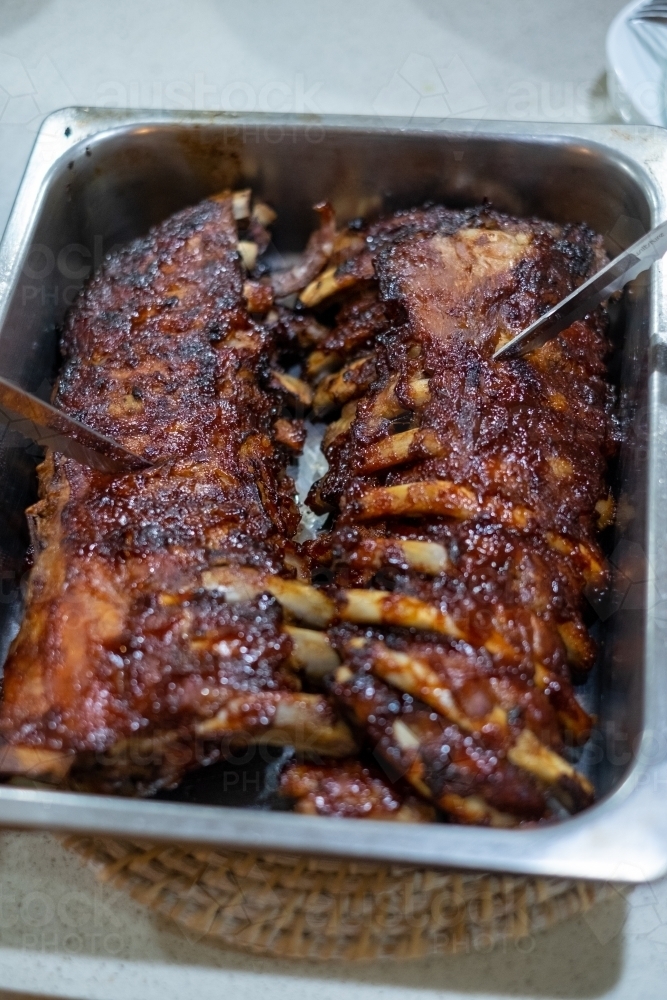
[63,835,614,960]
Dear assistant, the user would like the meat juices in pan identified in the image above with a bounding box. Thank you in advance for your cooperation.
[0,191,355,794]
[297,205,616,826]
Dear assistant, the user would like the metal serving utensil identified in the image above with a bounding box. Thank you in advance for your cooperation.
[0,376,151,473]
[631,0,667,23]
[493,218,667,360]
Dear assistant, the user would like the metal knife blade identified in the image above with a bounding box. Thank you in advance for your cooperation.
[0,376,151,474]
[493,218,667,360]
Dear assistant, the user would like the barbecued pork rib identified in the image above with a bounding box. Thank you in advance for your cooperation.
[279,757,435,821]
[302,205,481,399]
[328,656,549,827]
[0,192,355,793]
[299,203,480,308]
[300,206,615,823]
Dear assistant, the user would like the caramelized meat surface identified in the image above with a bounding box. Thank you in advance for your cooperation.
[0,193,354,791]
[328,659,548,826]
[0,194,614,825]
[300,205,615,824]
[280,758,434,821]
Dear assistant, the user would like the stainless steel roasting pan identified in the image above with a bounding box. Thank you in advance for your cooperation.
[0,109,666,882]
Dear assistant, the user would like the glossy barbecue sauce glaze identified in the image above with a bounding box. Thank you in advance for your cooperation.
[300,207,617,825]
[0,195,335,792]
[0,198,616,824]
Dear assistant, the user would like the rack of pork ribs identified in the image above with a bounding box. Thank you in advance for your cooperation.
[0,192,616,827]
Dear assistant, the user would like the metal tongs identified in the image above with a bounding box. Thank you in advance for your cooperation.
[494,219,667,361]
[0,376,150,474]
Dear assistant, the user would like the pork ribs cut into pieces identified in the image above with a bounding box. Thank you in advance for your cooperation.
[301,205,617,825]
[0,191,355,794]
[279,757,435,821]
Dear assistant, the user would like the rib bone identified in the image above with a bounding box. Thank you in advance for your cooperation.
[351,537,453,576]
[322,401,357,452]
[313,355,376,415]
[306,349,342,381]
[439,794,518,828]
[545,532,606,589]
[201,567,336,628]
[0,745,74,783]
[203,567,517,655]
[353,480,534,529]
[508,728,593,808]
[271,371,314,408]
[231,189,252,220]
[195,692,357,756]
[285,625,340,678]
[272,202,337,298]
[534,662,593,741]
[354,480,479,521]
[340,589,463,638]
[300,265,359,307]
[361,428,444,472]
[237,241,258,270]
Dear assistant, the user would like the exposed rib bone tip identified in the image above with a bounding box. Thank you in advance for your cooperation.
[237,241,258,270]
[285,626,340,677]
